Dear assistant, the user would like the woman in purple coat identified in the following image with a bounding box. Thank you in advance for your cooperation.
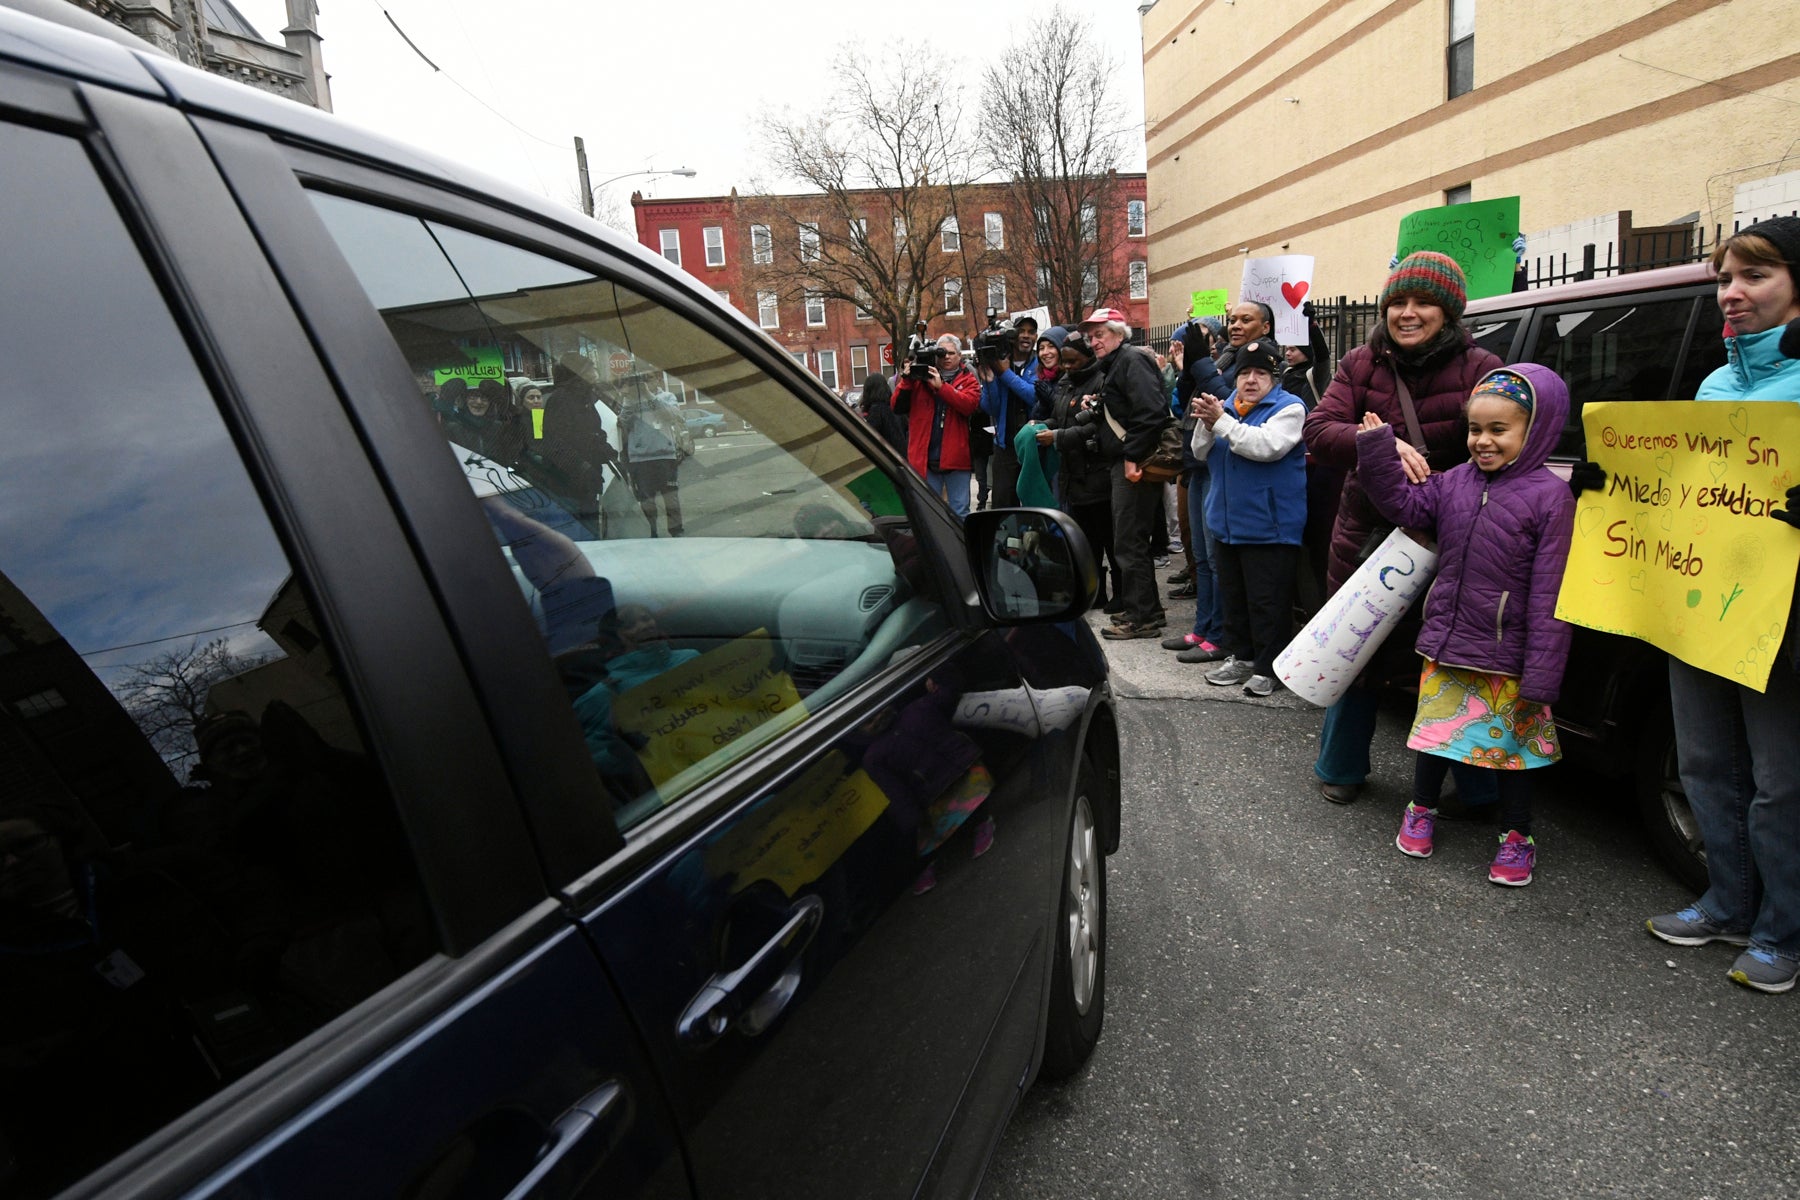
[1354,364,1575,887]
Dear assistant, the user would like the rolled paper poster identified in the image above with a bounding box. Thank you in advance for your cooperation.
[1275,529,1438,707]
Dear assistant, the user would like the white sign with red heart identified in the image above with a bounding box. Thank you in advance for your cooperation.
[1239,254,1315,347]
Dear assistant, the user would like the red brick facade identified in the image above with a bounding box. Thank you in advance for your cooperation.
[633,176,1150,395]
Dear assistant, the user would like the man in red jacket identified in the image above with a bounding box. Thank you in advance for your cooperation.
[891,334,983,518]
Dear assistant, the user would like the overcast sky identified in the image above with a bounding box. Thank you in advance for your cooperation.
[234,0,1151,220]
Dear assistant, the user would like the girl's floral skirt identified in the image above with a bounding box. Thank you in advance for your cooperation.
[1406,659,1561,770]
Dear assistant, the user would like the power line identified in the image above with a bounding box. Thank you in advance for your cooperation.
[79,620,263,658]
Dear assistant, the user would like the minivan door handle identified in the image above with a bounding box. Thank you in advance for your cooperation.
[677,894,824,1048]
[502,1081,630,1200]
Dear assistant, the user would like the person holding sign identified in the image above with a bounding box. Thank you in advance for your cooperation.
[1356,365,1575,886]
[1302,251,1503,808]
[1636,217,1800,993]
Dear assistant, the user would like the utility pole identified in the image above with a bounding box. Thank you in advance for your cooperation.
[574,136,594,217]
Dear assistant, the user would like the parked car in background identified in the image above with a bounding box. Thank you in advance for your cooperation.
[843,385,864,409]
[0,5,1121,1198]
[679,404,727,437]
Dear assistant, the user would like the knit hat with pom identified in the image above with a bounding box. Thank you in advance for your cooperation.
[1378,251,1468,322]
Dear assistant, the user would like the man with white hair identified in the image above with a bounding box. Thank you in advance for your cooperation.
[891,333,983,517]
[1080,307,1172,639]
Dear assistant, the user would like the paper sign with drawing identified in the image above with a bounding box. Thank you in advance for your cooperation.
[1555,401,1800,692]
[1238,255,1314,345]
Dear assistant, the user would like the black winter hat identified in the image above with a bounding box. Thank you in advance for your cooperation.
[1739,216,1800,272]
[1234,339,1281,378]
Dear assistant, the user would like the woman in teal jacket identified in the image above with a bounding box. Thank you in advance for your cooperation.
[1647,216,1800,993]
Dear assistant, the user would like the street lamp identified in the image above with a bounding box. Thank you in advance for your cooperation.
[591,166,697,204]
[573,138,696,216]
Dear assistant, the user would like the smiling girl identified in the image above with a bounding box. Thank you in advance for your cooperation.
[1354,365,1576,885]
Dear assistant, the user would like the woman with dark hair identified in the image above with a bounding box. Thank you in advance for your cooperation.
[859,373,908,459]
[1300,251,1503,807]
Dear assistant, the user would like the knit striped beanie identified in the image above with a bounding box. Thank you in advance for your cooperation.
[1378,251,1468,322]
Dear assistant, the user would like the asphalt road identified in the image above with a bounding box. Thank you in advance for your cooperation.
[981,602,1800,1200]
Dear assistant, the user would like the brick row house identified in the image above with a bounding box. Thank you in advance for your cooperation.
[633,175,1150,396]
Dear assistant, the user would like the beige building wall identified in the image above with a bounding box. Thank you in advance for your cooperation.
[1140,0,1800,324]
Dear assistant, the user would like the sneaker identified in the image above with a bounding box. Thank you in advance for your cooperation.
[1176,640,1228,664]
[1168,568,1193,586]
[1161,632,1202,651]
[1168,583,1198,599]
[1153,556,1170,568]
[1243,674,1279,698]
[1101,621,1161,640]
[972,816,996,858]
[1204,657,1254,686]
[911,863,938,895]
[1727,947,1800,994]
[1647,906,1751,948]
[1488,830,1536,886]
[1396,803,1436,858]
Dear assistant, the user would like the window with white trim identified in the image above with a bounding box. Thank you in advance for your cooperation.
[1036,264,1052,303]
[817,349,839,391]
[659,228,681,265]
[805,292,826,326]
[758,290,780,328]
[1129,261,1148,299]
[987,276,1007,315]
[703,225,725,267]
[984,211,1004,250]
[790,350,808,368]
[849,217,867,248]
[799,222,821,262]
[715,289,731,304]
[944,277,963,316]
[1448,0,1475,98]
[1081,264,1098,306]
[853,287,872,321]
[850,345,869,385]
[941,216,959,253]
[1128,199,1146,237]
[893,215,907,252]
[751,223,773,264]
[1079,203,1097,243]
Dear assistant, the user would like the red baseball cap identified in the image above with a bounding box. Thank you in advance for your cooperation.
[1078,307,1129,328]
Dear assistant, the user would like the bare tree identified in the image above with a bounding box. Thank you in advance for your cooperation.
[119,638,268,774]
[981,8,1131,324]
[743,48,991,354]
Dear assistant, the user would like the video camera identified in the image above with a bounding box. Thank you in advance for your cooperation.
[905,342,941,382]
[971,315,1018,367]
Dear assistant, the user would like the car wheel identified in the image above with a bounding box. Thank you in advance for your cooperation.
[1040,765,1105,1081]
[703,426,716,438]
[1634,702,1708,893]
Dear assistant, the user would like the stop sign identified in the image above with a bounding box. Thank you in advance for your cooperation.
[880,343,895,366]
[608,351,632,376]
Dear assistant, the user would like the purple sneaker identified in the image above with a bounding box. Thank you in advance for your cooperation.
[1489,830,1536,886]
[1396,803,1435,858]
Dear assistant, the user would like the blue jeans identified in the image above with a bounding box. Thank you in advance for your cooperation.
[1670,655,1800,960]
[1184,468,1223,643]
[926,468,971,519]
[1314,685,1499,804]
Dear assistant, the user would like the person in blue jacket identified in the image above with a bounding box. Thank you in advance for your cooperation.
[1186,339,1307,698]
[1637,216,1800,993]
[975,324,1040,508]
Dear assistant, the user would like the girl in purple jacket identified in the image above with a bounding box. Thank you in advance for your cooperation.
[1354,364,1575,886]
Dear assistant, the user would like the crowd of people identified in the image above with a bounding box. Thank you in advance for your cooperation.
[856,217,1800,994]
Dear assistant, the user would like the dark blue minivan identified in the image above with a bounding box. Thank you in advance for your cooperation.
[0,4,1120,1196]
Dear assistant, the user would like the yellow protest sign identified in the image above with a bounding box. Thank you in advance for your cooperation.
[703,751,891,895]
[1555,401,1800,691]
[611,631,808,787]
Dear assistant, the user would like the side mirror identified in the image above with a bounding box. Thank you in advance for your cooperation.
[964,508,1098,624]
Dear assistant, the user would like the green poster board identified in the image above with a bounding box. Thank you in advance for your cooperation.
[432,345,505,388]
[1395,197,1521,301]
[1188,289,1229,319]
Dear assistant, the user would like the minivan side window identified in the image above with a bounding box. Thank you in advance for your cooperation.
[0,123,437,1199]
[308,193,950,834]
[1526,297,1701,458]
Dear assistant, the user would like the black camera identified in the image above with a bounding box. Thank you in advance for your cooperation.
[906,344,940,381]
[1071,399,1101,454]
[972,319,1017,366]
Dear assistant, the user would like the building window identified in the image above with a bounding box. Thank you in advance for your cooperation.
[799,222,821,262]
[703,225,725,267]
[805,291,827,326]
[12,688,68,720]
[893,215,907,252]
[1129,260,1148,300]
[1448,0,1474,98]
[751,223,773,264]
[715,289,731,304]
[1445,183,1473,206]
[1080,202,1097,243]
[850,345,869,385]
[1128,199,1146,237]
[1081,264,1098,306]
[984,211,1004,250]
[945,277,963,316]
[817,349,839,391]
[987,275,1007,315]
[854,287,872,321]
[790,350,808,369]
[659,228,681,265]
[1036,264,1052,303]
[849,217,867,248]
[758,290,780,329]
[942,216,960,253]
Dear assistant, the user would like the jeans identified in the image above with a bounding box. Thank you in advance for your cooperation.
[926,468,972,519]
[1670,655,1800,959]
[1185,468,1223,643]
[1314,685,1499,804]
[1109,460,1164,626]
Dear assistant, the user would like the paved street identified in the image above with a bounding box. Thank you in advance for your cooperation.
[982,597,1800,1199]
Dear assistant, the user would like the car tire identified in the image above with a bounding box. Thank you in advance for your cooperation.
[1634,701,1708,893]
[1040,764,1106,1082]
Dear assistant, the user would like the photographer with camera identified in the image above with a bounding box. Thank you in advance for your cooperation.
[974,317,1038,509]
[891,333,983,518]
[1032,331,1119,608]
[1080,307,1173,639]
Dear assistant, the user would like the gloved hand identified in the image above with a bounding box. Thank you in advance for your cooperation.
[1512,234,1528,264]
[1568,460,1606,496]
[1388,254,1400,271]
[1771,483,1800,529]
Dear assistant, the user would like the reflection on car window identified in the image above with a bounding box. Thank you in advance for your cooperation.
[309,192,949,832]
[0,124,436,1200]
[1528,297,1699,458]
[1468,315,1520,361]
